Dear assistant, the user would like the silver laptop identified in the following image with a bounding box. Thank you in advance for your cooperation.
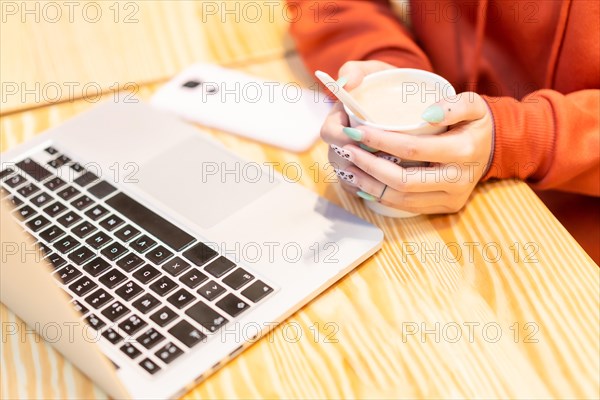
[0,100,383,399]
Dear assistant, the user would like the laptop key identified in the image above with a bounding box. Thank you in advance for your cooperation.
[146,245,173,265]
[222,268,254,290]
[26,215,50,232]
[119,314,146,335]
[162,257,190,277]
[167,288,195,309]
[155,343,183,364]
[215,294,249,318]
[197,281,225,301]
[35,241,52,256]
[85,288,114,309]
[204,256,235,278]
[71,221,97,239]
[99,214,124,231]
[71,195,93,210]
[70,162,84,173]
[86,231,112,250]
[53,264,82,284]
[17,183,40,198]
[16,158,52,181]
[44,177,66,191]
[43,201,67,217]
[102,328,123,344]
[68,276,98,296]
[149,276,177,297]
[185,301,228,334]
[47,254,67,269]
[54,235,80,255]
[241,280,274,303]
[85,313,106,330]
[45,146,58,155]
[116,252,144,272]
[132,264,161,285]
[57,211,81,228]
[88,181,116,199]
[67,245,95,265]
[7,195,23,207]
[115,280,144,302]
[74,171,99,187]
[98,269,127,289]
[14,205,36,220]
[182,242,218,267]
[139,358,160,375]
[101,301,130,322]
[71,299,89,315]
[57,186,80,201]
[85,205,109,221]
[137,328,165,350]
[48,155,70,169]
[5,174,27,188]
[82,257,111,277]
[120,342,142,359]
[31,192,53,208]
[115,225,140,242]
[150,306,178,327]
[0,168,15,180]
[105,191,197,251]
[133,293,161,314]
[168,320,206,348]
[101,242,127,261]
[179,269,208,289]
[130,235,157,254]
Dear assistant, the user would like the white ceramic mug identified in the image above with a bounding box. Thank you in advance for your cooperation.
[343,68,456,218]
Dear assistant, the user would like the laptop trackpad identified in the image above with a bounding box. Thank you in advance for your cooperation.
[136,137,277,228]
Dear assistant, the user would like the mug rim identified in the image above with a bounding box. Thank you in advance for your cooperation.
[343,68,456,132]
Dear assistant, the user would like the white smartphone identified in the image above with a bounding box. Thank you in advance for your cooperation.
[151,63,332,152]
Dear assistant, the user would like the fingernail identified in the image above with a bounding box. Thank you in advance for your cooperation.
[334,168,356,184]
[378,154,401,165]
[330,144,351,160]
[421,105,445,123]
[343,127,363,141]
[359,144,378,153]
[336,76,348,87]
[357,191,377,201]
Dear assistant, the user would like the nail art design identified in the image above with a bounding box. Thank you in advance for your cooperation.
[421,105,445,123]
[342,127,363,141]
[334,168,356,184]
[378,154,402,165]
[356,191,377,201]
[359,144,378,153]
[330,144,351,160]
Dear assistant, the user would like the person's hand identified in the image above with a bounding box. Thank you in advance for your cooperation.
[321,61,398,193]
[338,92,494,214]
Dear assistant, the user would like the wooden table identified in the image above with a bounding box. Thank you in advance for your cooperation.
[1,3,599,399]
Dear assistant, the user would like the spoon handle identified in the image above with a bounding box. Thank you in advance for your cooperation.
[315,70,376,123]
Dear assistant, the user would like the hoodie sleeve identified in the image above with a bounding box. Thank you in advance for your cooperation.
[288,0,432,76]
[482,89,600,196]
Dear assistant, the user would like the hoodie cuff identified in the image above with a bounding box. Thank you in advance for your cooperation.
[480,95,555,183]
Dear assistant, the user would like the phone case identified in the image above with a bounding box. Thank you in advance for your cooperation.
[150,63,332,152]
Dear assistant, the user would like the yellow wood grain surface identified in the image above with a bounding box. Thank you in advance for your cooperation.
[1,55,599,399]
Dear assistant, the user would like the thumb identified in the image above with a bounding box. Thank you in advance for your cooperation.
[421,92,488,126]
[338,60,396,91]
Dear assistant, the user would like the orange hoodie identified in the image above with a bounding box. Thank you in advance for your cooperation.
[290,0,600,196]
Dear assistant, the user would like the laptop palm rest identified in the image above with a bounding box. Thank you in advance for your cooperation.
[136,137,278,229]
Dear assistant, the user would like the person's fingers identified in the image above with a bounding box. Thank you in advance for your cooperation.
[346,166,452,211]
[341,145,450,193]
[337,60,396,91]
[347,126,477,164]
[421,92,489,126]
[320,102,354,146]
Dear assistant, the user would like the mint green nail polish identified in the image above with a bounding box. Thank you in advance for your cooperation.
[343,127,363,141]
[357,191,377,201]
[336,76,348,87]
[359,144,378,153]
[421,105,445,123]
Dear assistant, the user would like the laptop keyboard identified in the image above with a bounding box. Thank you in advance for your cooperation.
[1,145,275,375]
